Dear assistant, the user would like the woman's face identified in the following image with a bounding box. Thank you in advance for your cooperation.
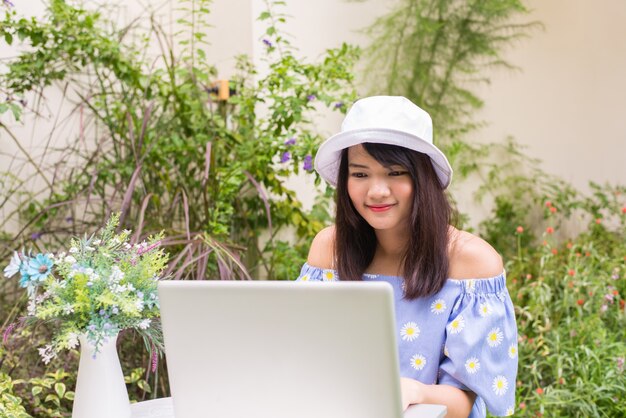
[346,145,414,234]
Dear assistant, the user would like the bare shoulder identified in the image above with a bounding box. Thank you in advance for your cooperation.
[448,229,503,280]
[307,225,335,269]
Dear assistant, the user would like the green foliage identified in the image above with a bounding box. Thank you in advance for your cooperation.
[0,373,31,418]
[362,0,539,144]
[0,0,357,281]
[481,183,626,417]
[17,369,75,417]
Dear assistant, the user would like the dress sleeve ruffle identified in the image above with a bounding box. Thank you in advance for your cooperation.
[438,273,518,417]
[296,262,338,282]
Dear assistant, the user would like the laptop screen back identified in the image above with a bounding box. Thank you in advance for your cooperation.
[158,280,403,418]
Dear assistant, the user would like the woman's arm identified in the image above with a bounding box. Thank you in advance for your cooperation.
[401,377,476,418]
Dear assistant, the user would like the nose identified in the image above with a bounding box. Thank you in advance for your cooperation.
[367,178,391,199]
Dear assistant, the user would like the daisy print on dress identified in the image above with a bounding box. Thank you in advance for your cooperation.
[447,315,465,334]
[410,354,427,371]
[508,343,518,359]
[400,322,420,341]
[430,298,446,314]
[300,274,310,282]
[322,270,336,281]
[464,357,480,374]
[478,302,492,317]
[492,375,508,396]
[505,407,514,416]
[487,327,504,347]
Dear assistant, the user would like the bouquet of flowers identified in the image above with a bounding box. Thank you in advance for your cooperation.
[3,213,169,363]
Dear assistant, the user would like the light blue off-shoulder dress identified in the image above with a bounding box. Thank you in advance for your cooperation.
[297,263,518,418]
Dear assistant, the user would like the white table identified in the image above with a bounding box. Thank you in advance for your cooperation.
[130,397,447,417]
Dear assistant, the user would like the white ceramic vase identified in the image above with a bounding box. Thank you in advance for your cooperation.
[72,333,131,418]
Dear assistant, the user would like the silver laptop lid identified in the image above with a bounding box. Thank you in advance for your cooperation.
[158,280,403,418]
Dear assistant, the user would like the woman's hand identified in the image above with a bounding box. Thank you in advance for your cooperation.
[400,377,425,411]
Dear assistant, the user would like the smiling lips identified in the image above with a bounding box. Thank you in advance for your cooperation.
[367,204,396,212]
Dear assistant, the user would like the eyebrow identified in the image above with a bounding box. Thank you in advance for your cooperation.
[348,163,369,169]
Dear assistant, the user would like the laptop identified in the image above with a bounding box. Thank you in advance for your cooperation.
[158,280,447,418]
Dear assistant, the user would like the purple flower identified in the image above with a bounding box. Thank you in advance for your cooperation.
[2,0,14,7]
[262,39,273,47]
[334,101,344,109]
[31,232,42,241]
[306,94,316,102]
[284,137,296,146]
[600,304,608,313]
[303,155,313,171]
[280,152,291,163]
[605,293,614,303]
[88,324,96,331]
[65,216,74,223]
[99,309,106,316]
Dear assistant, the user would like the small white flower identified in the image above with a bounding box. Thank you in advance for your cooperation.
[63,303,74,315]
[400,322,420,341]
[447,315,465,334]
[69,247,79,254]
[38,344,55,364]
[3,251,22,278]
[27,300,37,315]
[492,375,508,396]
[465,357,480,374]
[135,299,144,311]
[487,328,504,347]
[410,354,427,371]
[85,246,96,252]
[92,239,101,246]
[67,333,79,349]
[430,299,446,314]
[138,319,151,330]
[479,302,493,317]
[64,255,77,264]
[508,343,518,358]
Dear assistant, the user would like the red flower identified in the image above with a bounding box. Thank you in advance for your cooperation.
[550,206,557,213]
[551,249,558,255]
[577,299,585,306]
[536,387,544,395]
[545,201,552,207]
[546,227,554,234]
[516,226,524,234]
[519,402,526,409]
[595,218,602,224]
[568,269,575,276]
[620,300,625,310]
[576,252,582,257]
[526,274,533,280]
[622,206,626,214]
[559,377,565,385]
[585,251,591,257]
[589,291,594,296]
[566,242,573,249]
[613,290,619,296]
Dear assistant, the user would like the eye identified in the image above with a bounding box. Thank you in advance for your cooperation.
[389,170,408,177]
[350,172,367,178]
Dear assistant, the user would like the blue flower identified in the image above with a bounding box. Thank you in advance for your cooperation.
[280,152,291,163]
[262,39,273,48]
[25,254,54,284]
[334,101,344,109]
[303,155,313,171]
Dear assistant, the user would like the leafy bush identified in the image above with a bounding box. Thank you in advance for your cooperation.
[482,183,626,417]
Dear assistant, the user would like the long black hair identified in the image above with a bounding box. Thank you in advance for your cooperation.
[334,143,452,299]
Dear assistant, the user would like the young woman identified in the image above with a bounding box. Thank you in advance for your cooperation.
[297,96,518,418]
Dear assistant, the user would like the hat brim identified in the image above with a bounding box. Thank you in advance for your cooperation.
[314,128,453,188]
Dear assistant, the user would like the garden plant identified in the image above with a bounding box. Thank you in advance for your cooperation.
[1,0,624,417]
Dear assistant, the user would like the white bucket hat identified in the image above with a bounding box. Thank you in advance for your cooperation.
[314,96,453,189]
